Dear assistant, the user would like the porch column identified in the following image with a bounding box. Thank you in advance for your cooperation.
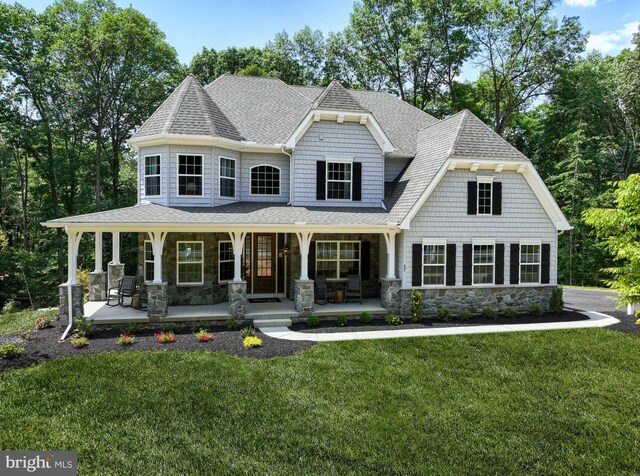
[111,231,121,264]
[108,231,124,290]
[59,228,84,340]
[147,231,168,321]
[382,232,396,279]
[88,231,107,301]
[295,232,314,280]
[229,231,247,282]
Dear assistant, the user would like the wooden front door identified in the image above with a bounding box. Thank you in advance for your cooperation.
[253,233,276,294]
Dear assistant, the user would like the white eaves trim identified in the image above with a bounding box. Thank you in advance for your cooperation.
[285,110,395,154]
[127,134,283,154]
[399,158,572,231]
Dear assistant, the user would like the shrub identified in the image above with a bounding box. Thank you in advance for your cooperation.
[458,309,472,321]
[481,307,497,319]
[154,331,176,344]
[34,315,53,330]
[125,323,143,335]
[2,300,20,315]
[240,326,256,338]
[243,336,262,349]
[503,307,518,319]
[410,290,423,323]
[76,267,90,294]
[436,307,452,321]
[225,318,240,330]
[385,314,402,326]
[192,321,211,333]
[550,287,564,314]
[116,334,136,346]
[336,315,348,326]
[635,308,640,319]
[0,344,26,359]
[70,336,88,349]
[195,329,215,342]
[160,323,179,334]
[307,315,319,327]
[20,329,35,341]
[636,318,640,326]
[359,312,373,323]
[73,315,93,337]
[529,303,544,317]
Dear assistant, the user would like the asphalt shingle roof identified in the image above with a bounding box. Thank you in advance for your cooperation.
[312,80,367,112]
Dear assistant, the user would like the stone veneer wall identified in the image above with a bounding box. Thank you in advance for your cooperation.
[137,232,230,306]
[288,233,381,299]
[399,285,556,318]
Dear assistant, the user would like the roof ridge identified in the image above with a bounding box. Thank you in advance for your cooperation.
[447,110,470,158]
[283,81,314,103]
[193,80,217,135]
[311,80,367,112]
[163,76,193,134]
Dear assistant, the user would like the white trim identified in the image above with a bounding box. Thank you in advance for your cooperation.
[421,241,447,287]
[176,241,204,285]
[472,238,496,246]
[249,164,281,196]
[519,238,542,246]
[143,154,162,198]
[143,240,154,282]
[176,154,204,198]
[326,159,354,201]
[219,156,237,199]
[477,180,493,216]
[128,134,284,153]
[476,175,494,183]
[421,238,447,245]
[472,242,495,286]
[519,242,541,285]
[315,240,361,280]
[217,240,234,283]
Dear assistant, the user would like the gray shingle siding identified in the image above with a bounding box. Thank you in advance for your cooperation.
[292,121,383,208]
[239,152,290,203]
[385,157,411,182]
[401,170,557,288]
[138,145,170,206]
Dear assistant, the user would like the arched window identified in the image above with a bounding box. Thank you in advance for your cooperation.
[250,165,280,195]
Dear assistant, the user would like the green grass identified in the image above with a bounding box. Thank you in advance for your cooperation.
[1,329,639,475]
[0,308,57,335]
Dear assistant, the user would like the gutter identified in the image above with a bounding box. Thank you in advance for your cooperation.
[279,145,293,205]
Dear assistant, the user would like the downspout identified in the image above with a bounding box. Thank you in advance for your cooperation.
[280,146,293,205]
[60,227,73,342]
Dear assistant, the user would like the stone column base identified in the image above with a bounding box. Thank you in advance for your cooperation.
[108,263,125,290]
[88,271,107,301]
[58,284,84,325]
[228,281,248,319]
[294,279,314,317]
[380,278,401,314]
[146,282,168,322]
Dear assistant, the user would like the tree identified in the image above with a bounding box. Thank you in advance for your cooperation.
[583,174,640,305]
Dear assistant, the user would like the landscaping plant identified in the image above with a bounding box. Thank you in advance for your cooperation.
[225,318,240,330]
[385,314,402,326]
[195,330,215,342]
[529,303,544,317]
[336,315,348,326]
[34,315,53,330]
[550,287,564,314]
[160,323,179,334]
[70,336,89,349]
[436,307,452,321]
[73,316,93,337]
[192,321,211,333]
[359,312,372,323]
[0,343,25,359]
[458,309,472,321]
[125,323,143,335]
[306,315,319,327]
[243,336,262,349]
[240,326,256,338]
[116,334,136,346]
[503,307,518,318]
[410,290,423,323]
[20,329,35,341]
[1,300,20,315]
[481,307,497,319]
[154,331,176,344]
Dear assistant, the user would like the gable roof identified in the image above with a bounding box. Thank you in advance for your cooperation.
[312,80,367,112]
[131,75,243,141]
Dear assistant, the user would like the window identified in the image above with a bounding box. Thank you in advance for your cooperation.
[422,244,446,285]
[473,244,494,284]
[178,155,203,196]
[251,165,280,195]
[144,241,154,282]
[144,155,161,196]
[177,241,203,285]
[326,161,352,200]
[478,182,492,215]
[316,241,360,279]
[220,157,236,198]
[520,244,541,284]
[218,241,234,282]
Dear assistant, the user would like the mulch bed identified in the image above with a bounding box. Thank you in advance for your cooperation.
[595,310,640,335]
[291,310,590,334]
[0,323,315,373]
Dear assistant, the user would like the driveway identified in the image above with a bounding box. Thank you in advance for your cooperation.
[563,288,619,313]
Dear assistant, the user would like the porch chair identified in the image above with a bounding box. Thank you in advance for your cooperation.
[314,275,335,305]
[345,275,362,305]
[107,275,138,307]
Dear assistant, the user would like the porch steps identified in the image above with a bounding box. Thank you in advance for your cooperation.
[251,314,295,328]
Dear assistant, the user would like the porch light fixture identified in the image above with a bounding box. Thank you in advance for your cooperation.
[280,243,290,256]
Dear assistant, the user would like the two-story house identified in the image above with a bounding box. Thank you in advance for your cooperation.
[45,74,570,330]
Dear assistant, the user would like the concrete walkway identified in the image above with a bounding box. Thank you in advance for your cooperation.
[258,311,619,342]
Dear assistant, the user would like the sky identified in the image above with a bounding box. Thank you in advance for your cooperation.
[15,0,640,78]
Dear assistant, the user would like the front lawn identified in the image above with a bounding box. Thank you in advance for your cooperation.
[0,308,57,335]
[1,329,638,475]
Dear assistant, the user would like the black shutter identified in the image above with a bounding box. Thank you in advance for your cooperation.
[462,244,472,285]
[316,161,326,200]
[412,243,422,287]
[510,243,520,285]
[467,181,477,215]
[541,243,550,284]
[360,241,370,279]
[495,243,504,285]
[446,244,456,286]
[492,182,502,215]
[352,162,362,201]
[308,241,316,279]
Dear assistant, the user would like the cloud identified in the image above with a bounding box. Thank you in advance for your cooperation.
[564,0,597,6]
[587,21,639,54]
